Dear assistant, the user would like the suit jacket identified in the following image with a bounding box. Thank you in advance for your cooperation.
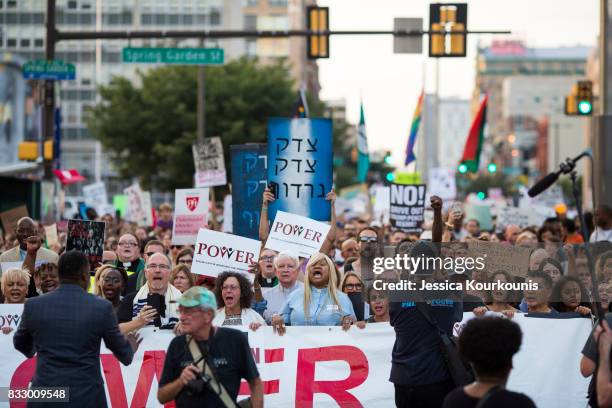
[13,284,134,408]
[0,245,59,265]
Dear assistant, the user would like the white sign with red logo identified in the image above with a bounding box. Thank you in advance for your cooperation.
[266,211,331,258]
[192,228,260,280]
[172,188,209,245]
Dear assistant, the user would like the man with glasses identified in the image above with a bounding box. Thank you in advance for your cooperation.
[115,233,145,294]
[158,286,263,408]
[117,252,182,332]
[127,239,167,294]
[349,227,380,278]
[254,249,278,296]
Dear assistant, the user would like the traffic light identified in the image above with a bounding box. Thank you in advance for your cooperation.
[384,151,393,165]
[477,191,486,200]
[565,80,593,116]
[458,163,468,174]
[18,142,39,161]
[428,3,468,57]
[487,163,497,173]
[386,172,395,182]
[307,6,329,59]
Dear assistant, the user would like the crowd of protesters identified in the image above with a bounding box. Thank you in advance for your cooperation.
[1,190,612,407]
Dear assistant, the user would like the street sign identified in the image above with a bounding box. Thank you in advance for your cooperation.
[122,47,224,65]
[393,18,423,54]
[22,60,75,80]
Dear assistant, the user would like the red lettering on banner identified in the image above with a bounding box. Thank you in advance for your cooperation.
[9,357,36,408]
[295,346,369,408]
[304,229,314,240]
[312,231,322,243]
[273,222,284,233]
[282,224,293,235]
[101,354,128,407]
[196,243,207,255]
[235,250,244,263]
[239,347,284,397]
[245,251,255,265]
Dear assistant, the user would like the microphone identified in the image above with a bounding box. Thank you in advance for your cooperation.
[528,171,561,198]
[527,148,592,198]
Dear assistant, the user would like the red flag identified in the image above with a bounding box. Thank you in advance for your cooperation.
[460,95,488,173]
[53,169,86,185]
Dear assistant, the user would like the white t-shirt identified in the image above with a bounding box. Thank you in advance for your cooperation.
[590,228,612,242]
[213,307,266,327]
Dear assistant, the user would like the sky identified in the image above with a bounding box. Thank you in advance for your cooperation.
[316,0,600,165]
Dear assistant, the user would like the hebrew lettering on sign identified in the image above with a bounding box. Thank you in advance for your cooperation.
[267,119,333,222]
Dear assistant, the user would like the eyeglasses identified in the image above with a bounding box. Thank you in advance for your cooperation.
[171,245,181,250]
[146,263,171,271]
[344,283,362,290]
[222,285,240,291]
[118,242,138,247]
[370,294,387,301]
[359,236,378,243]
[178,258,193,264]
[260,256,275,262]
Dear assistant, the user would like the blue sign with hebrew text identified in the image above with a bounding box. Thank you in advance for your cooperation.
[230,144,267,239]
[267,118,333,222]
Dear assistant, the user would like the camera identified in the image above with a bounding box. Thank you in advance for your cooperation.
[185,372,213,395]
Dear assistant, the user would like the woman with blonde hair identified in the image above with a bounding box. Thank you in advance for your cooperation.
[93,264,127,312]
[271,253,355,334]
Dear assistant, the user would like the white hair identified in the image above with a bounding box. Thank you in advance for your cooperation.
[273,249,299,268]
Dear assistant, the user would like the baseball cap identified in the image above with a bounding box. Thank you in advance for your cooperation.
[178,286,217,310]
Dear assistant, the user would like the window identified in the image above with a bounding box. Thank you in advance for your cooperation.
[246,39,257,56]
[244,15,257,30]
[155,14,165,25]
[244,0,258,6]
[122,11,132,25]
[67,13,78,24]
[20,38,30,47]
[7,38,16,47]
[20,13,32,24]
[5,12,17,24]
[82,2,91,9]
[68,0,78,9]
[183,14,193,24]
[210,9,220,25]
[169,14,179,25]
[195,14,207,25]
[7,0,16,8]
[33,13,44,24]
[142,14,153,24]
[0,1,3,9]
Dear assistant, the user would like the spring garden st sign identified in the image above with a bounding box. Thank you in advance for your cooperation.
[122,47,224,65]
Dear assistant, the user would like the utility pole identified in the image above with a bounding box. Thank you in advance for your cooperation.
[594,0,612,207]
[43,0,57,180]
[197,38,206,141]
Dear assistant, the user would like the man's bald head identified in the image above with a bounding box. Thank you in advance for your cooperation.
[15,217,37,248]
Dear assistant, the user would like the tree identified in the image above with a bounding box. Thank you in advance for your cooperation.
[86,58,297,191]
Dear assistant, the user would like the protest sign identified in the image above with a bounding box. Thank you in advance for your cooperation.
[266,211,331,258]
[67,219,105,269]
[192,228,260,280]
[339,184,370,217]
[124,184,153,227]
[428,167,456,200]
[113,195,127,218]
[373,186,390,224]
[230,144,267,239]
[193,136,227,187]
[394,172,422,185]
[468,241,531,277]
[0,205,29,234]
[389,184,427,233]
[83,182,109,216]
[171,188,209,245]
[44,224,58,247]
[497,206,531,232]
[0,316,591,408]
[0,304,23,331]
[267,118,333,222]
[464,202,493,231]
[222,194,233,233]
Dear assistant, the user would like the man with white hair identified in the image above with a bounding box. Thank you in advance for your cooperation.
[253,250,303,324]
[158,286,263,407]
[117,252,182,331]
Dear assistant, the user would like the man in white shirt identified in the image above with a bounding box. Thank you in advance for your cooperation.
[590,205,612,242]
[254,250,303,324]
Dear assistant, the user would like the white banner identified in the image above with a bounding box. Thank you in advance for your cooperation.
[266,211,331,258]
[428,167,457,201]
[172,188,209,245]
[123,184,153,227]
[193,136,227,187]
[192,229,261,280]
[0,304,23,332]
[373,187,390,224]
[0,314,592,408]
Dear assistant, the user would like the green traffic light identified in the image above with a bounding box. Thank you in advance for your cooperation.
[487,163,497,173]
[578,100,592,115]
[386,172,395,182]
[477,191,486,200]
[384,155,394,165]
[458,163,468,174]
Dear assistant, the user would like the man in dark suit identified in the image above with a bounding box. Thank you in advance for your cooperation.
[14,250,141,407]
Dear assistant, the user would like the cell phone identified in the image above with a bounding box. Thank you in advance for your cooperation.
[146,293,166,327]
[268,183,277,197]
[347,292,365,321]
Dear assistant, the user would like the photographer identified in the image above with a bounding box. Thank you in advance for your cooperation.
[158,286,263,408]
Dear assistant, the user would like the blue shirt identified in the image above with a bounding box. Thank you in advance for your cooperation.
[279,286,355,326]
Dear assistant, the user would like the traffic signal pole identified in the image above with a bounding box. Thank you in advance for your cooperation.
[43,0,57,180]
[593,0,612,207]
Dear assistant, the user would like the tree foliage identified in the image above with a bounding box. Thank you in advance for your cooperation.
[86,58,297,190]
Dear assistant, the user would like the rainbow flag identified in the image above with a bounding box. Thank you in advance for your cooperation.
[460,94,488,172]
[404,90,424,166]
